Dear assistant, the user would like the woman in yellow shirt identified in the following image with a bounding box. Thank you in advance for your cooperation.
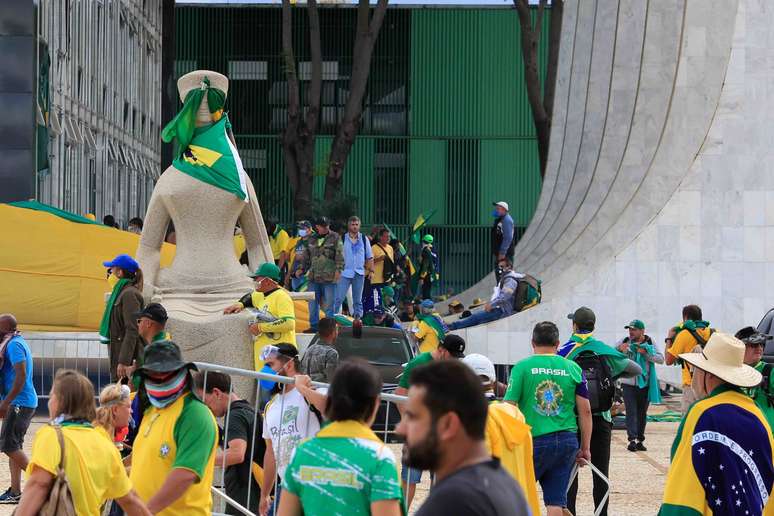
[15,370,150,516]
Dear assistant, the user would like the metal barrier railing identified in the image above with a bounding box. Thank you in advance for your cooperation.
[194,361,407,516]
[26,332,108,401]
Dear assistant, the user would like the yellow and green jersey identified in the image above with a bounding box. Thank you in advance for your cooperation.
[284,420,403,516]
[130,392,217,516]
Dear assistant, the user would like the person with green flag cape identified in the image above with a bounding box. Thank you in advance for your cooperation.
[559,306,641,516]
[615,319,663,453]
[410,299,448,353]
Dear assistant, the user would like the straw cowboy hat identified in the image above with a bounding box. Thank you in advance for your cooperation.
[177,70,229,103]
[680,332,762,388]
[469,297,486,309]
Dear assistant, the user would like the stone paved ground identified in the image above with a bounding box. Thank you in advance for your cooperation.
[0,399,679,515]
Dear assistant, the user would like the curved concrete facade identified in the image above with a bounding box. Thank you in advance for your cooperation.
[455,0,773,384]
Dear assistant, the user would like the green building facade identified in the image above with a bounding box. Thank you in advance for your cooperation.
[175,5,549,294]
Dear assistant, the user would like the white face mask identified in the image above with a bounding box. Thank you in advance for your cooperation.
[298,229,308,237]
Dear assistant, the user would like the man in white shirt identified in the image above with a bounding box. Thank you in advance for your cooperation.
[259,344,321,516]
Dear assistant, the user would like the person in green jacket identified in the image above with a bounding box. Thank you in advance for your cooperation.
[736,326,774,429]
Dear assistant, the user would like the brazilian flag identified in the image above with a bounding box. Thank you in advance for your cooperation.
[411,209,437,244]
[172,115,248,201]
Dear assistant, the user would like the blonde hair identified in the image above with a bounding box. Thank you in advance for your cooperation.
[93,383,131,434]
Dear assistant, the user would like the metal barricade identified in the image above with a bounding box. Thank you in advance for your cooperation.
[194,361,407,516]
[25,332,108,401]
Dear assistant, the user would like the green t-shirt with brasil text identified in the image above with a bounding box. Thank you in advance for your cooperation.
[504,354,585,438]
[398,352,433,389]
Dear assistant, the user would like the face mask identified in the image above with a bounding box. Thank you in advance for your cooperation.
[491,209,500,218]
[298,229,308,237]
[144,369,188,408]
[107,273,120,290]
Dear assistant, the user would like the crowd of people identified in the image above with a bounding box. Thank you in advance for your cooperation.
[5,200,774,515]
[2,280,774,515]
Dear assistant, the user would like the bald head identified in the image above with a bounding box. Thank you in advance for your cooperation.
[0,314,17,333]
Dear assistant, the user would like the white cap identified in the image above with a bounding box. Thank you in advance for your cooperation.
[462,354,496,384]
[493,201,509,211]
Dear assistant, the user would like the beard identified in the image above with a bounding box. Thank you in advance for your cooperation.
[403,422,441,471]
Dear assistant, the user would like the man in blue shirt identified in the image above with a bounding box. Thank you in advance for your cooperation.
[0,314,38,504]
[491,201,514,281]
[333,216,373,319]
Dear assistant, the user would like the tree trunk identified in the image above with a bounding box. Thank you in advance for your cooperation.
[280,0,322,220]
[323,0,389,201]
[514,0,554,178]
[543,0,563,121]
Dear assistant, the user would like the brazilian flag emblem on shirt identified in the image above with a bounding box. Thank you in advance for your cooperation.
[172,116,248,202]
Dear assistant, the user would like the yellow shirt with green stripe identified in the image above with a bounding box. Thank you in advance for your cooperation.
[28,422,132,516]
[130,392,217,516]
[239,289,297,369]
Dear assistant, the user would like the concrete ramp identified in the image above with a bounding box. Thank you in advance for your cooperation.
[455,0,773,384]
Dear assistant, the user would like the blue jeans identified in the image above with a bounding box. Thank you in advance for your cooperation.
[334,274,365,318]
[533,430,579,507]
[308,281,336,330]
[449,306,506,330]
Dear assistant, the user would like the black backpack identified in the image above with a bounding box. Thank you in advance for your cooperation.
[574,351,615,413]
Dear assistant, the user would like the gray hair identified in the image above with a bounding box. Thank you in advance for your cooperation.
[348,216,361,224]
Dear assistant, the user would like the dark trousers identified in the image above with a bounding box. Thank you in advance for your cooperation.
[567,416,611,516]
[420,277,432,300]
[622,384,650,442]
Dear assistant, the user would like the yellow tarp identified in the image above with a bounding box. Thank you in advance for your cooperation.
[0,204,176,331]
[0,204,313,332]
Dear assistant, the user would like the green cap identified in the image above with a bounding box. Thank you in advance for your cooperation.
[248,262,281,282]
[625,319,645,330]
[422,234,434,244]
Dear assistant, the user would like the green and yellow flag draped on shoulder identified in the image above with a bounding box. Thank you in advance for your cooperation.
[161,76,248,202]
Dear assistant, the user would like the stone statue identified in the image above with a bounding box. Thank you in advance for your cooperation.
[136,70,273,386]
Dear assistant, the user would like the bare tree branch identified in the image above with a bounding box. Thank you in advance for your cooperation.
[324,0,389,200]
[535,0,546,40]
[306,0,322,135]
[514,0,550,176]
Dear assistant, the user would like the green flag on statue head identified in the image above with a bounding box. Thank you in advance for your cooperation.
[170,115,248,201]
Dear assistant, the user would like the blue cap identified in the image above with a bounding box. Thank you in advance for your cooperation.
[103,254,140,273]
[420,299,434,309]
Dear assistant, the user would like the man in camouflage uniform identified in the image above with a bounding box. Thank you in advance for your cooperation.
[302,216,344,332]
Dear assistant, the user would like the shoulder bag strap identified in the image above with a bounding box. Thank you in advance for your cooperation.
[53,425,66,473]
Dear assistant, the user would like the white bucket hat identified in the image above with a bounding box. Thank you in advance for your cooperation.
[462,353,496,384]
[177,70,229,103]
[680,332,762,388]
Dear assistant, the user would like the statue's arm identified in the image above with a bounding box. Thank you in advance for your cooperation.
[135,187,170,301]
[239,179,273,270]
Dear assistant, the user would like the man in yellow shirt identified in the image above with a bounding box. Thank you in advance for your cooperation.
[266,218,290,265]
[364,228,394,313]
[130,341,218,516]
[224,262,297,369]
[665,304,714,413]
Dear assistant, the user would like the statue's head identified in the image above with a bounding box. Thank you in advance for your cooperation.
[177,70,229,127]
